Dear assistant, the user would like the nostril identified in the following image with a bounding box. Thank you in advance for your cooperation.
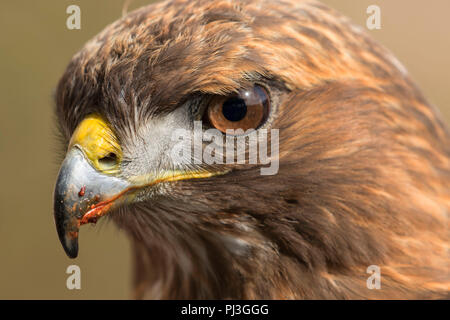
[98,153,119,171]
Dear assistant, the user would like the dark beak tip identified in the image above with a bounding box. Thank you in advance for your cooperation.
[62,236,79,259]
[66,248,79,259]
[54,209,80,259]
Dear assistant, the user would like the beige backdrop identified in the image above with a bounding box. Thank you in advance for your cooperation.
[0,0,449,299]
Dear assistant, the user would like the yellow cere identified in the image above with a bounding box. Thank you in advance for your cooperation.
[69,114,122,174]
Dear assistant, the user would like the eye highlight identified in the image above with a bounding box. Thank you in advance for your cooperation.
[205,85,270,134]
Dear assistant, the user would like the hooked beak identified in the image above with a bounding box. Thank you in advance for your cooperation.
[53,146,221,259]
[54,114,228,259]
[53,148,130,258]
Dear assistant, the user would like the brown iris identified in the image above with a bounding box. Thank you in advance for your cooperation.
[205,85,270,134]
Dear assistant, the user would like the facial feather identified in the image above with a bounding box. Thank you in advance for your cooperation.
[55,0,450,299]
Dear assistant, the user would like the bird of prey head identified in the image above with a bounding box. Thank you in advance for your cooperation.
[54,0,450,299]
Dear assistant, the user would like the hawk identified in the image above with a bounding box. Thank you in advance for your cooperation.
[53,0,450,299]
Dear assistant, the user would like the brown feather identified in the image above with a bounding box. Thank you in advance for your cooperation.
[55,0,450,299]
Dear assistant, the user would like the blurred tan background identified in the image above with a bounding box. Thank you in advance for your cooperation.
[0,0,448,299]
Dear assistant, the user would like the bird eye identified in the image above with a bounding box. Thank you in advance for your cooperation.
[205,85,270,134]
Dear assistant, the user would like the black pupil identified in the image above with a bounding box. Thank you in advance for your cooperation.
[222,97,247,122]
